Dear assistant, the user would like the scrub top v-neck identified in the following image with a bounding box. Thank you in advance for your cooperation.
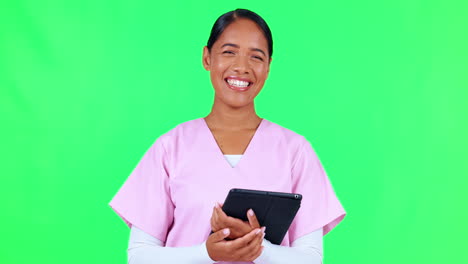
[201,118,265,170]
[109,117,346,255]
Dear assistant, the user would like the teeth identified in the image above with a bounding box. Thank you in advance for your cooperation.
[227,79,249,88]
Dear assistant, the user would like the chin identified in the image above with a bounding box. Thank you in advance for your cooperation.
[228,99,254,109]
[217,96,252,109]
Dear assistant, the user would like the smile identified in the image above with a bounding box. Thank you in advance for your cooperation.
[225,77,252,92]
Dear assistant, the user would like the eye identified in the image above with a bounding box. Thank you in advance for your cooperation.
[252,56,264,61]
[223,50,235,55]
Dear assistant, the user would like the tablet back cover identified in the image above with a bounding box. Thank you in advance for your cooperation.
[222,189,301,245]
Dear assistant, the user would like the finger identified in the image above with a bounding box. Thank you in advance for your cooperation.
[213,205,219,222]
[215,205,253,239]
[223,216,252,237]
[231,228,261,249]
[215,205,231,227]
[246,245,264,262]
[235,229,264,258]
[215,206,246,231]
[209,228,230,243]
[244,239,263,262]
[224,215,248,227]
[247,228,264,248]
[211,214,220,232]
[216,204,238,224]
[215,204,228,219]
[214,206,228,229]
[211,207,221,231]
[216,207,247,228]
[247,208,260,228]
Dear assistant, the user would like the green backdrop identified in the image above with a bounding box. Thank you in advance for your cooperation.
[1,0,467,263]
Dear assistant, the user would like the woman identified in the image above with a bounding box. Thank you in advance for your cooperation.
[110,9,345,264]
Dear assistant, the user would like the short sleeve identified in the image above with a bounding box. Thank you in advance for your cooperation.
[288,137,346,242]
[109,138,174,242]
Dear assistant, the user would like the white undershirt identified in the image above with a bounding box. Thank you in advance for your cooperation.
[127,155,324,263]
[224,154,243,168]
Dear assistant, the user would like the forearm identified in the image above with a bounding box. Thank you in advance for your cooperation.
[255,240,322,264]
[128,226,212,264]
[255,228,323,264]
[128,225,323,264]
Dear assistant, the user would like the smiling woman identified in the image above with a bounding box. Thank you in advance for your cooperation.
[202,17,270,110]
[109,8,345,264]
[203,9,272,111]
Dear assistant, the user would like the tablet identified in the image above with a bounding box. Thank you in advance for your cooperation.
[221,188,302,245]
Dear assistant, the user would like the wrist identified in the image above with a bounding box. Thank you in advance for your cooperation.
[254,239,272,263]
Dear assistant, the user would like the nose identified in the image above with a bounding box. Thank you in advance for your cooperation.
[232,55,250,74]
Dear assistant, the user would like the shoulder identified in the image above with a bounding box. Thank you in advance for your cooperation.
[262,119,315,168]
[262,118,310,148]
[153,117,205,149]
[144,118,205,169]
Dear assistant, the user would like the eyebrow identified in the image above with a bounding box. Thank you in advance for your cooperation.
[221,43,266,57]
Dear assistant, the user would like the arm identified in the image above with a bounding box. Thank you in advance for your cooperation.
[129,225,323,264]
[255,227,323,264]
[127,226,212,264]
[128,225,264,264]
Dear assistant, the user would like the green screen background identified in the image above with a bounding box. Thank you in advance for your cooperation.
[1,0,467,263]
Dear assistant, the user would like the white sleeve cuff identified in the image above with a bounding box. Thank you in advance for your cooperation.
[128,226,212,264]
[254,228,323,264]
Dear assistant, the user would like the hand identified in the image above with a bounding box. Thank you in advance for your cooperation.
[206,227,265,262]
[211,202,263,240]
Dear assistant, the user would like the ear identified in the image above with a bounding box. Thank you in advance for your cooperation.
[267,57,272,75]
[202,46,211,71]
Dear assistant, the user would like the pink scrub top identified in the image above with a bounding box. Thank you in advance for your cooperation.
[109,118,346,260]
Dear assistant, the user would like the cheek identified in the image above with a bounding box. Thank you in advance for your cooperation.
[209,62,229,90]
[254,65,269,81]
[211,57,231,74]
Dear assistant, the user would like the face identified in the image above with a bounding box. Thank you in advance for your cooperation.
[202,18,271,109]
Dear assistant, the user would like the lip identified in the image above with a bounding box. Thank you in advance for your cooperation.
[224,76,253,92]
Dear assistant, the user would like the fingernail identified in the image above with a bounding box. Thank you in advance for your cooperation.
[248,209,254,216]
[255,228,261,234]
[223,228,230,235]
[215,202,219,208]
[261,226,266,233]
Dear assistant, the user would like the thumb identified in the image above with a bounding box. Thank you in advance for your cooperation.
[247,209,260,228]
[212,228,230,242]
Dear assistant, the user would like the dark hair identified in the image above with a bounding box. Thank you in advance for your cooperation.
[207,9,273,58]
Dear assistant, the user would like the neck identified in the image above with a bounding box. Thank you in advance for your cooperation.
[204,99,262,131]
